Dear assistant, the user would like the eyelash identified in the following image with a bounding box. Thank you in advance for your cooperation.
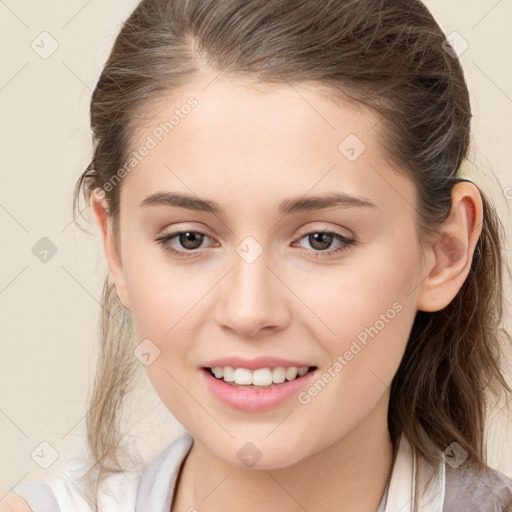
[155,228,356,259]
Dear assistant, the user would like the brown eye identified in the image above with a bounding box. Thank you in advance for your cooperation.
[175,231,205,250]
[295,230,355,256]
[307,232,336,251]
[300,231,354,251]
[155,229,213,258]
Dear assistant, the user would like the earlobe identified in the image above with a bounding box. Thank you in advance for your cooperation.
[417,182,483,312]
[90,188,132,311]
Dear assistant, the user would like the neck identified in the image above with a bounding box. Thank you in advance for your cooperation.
[172,392,394,512]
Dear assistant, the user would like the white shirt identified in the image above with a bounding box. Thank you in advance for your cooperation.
[10,429,512,511]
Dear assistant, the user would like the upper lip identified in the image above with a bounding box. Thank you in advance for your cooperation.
[201,356,317,371]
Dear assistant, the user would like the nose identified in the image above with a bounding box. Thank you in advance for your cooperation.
[215,249,290,338]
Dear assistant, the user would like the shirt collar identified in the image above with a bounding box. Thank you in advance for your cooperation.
[136,429,446,512]
[385,430,445,512]
[135,430,194,512]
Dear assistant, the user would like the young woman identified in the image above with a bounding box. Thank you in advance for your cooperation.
[3,0,512,510]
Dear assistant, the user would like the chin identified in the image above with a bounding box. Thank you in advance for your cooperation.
[204,434,312,471]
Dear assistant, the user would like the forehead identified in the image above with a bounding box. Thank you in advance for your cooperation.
[120,76,415,218]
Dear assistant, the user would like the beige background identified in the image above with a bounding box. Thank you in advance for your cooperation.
[1,0,511,496]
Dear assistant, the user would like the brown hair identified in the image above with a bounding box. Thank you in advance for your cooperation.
[73,0,511,502]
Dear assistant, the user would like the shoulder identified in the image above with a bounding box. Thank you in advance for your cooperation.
[444,461,512,511]
[7,458,143,512]
[4,481,58,512]
[4,432,194,512]
[0,492,34,512]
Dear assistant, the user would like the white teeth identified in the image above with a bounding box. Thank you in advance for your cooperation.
[212,367,223,379]
[233,367,252,385]
[285,367,298,380]
[223,366,235,382]
[209,365,312,385]
[272,367,286,384]
[252,368,273,386]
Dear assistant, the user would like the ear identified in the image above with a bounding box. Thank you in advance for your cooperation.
[90,189,132,311]
[417,182,484,312]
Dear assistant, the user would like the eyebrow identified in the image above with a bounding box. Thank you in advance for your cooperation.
[140,191,377,216]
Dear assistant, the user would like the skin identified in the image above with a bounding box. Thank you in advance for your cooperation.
[0,494,32,512]
[88,75,483,512]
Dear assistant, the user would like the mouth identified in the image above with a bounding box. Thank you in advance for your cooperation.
[200,364,320,412]
[200,365,318,389]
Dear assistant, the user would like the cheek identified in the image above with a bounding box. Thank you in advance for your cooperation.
[120,241,217,405]
[124,258,205,419]
[291,250,419,447]
[295,237,421,388]
[122,239,210,339]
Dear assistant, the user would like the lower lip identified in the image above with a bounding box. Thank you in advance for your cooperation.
[200,367,318,412]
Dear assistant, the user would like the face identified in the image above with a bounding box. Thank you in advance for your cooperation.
[94,75,430,469]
